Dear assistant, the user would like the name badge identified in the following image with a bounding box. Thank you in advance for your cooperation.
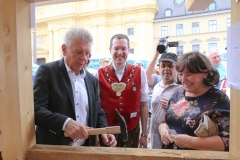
[130,112,137,118]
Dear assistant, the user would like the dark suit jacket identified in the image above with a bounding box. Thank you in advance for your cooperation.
[34,58,108,146]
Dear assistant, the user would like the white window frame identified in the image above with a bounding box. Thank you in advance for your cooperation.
[176,24,184,35]
[208,20,217,32]
[176,45,184,57]
[208,42,217,49]
[192,44,200,51]
[165,9,172,17]
[192,22,200,34]
[161,26,168,37]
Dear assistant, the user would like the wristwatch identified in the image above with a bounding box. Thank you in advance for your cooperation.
[141,133,148,138]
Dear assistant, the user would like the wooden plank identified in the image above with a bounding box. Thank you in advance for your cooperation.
[26,0,85,6]
[26,145,235,160]
[186,0,214,11]
[229,0,240,157]
[0,0,35,159]
[0,0,239,159]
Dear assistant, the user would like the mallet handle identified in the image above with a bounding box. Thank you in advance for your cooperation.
[64,126,120,137]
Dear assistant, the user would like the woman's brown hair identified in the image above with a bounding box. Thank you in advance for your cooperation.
[176,51,219,87]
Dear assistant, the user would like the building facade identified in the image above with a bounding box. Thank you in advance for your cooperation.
[34,0,158,65]
[34,0,230,65]
[153,0,231,56]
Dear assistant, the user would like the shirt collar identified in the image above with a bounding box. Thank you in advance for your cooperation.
[159,80,178,88]
[112,61,127,75]
[64,61,86,78]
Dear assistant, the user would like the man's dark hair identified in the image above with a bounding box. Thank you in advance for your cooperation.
[109,34,130,49]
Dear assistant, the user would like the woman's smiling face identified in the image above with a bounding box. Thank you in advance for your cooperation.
[178,69,208,95]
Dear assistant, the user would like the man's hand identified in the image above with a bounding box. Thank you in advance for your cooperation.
[160,97,169,109]
[139,136,148,148]
[147,132,151,143]
[65,119,90,140]
[101,134,117,147]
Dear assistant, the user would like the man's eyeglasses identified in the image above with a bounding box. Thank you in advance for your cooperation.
[111,47,128,52]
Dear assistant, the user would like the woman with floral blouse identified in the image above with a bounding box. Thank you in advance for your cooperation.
[158,51,230,151]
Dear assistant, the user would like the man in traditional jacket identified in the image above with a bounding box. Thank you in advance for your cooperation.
[96,34,149,148]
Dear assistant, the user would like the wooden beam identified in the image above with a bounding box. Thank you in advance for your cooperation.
[26,145,235,160]
[26,0,86,6]
[0,0,35,159]
[186,0,214,11]
[229,0,240,157]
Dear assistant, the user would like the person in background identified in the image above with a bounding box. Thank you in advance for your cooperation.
[145,42,162,143]
[34,27,116,147]
[208,48,226,80]
[32,63,39,83]
[97,33,149,148]
[134,60,144,69]
[85,54,98,75]
[145,42,162,114]
[159,51,230,151]
[99,57,110,68]
[146,43,162,90]
[148,52,182,149]
[153,66,160,76]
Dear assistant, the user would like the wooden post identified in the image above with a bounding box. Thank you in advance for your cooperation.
[229,0,240,156]
[0,0,35,159]
[0,0,240,159]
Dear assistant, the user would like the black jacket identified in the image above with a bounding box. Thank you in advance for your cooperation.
[34,58,107,146]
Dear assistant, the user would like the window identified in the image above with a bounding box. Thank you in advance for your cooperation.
[226,18,231,28]
[127,28,134,36]
[176,24,184,35]
[208,2,216,11]
[176,46,183,57]
[165,9,172,17]
[37,58,46,65]
[208,43,217,49]
[208,20,217,32]
[130,49,134,54]
[161,26,168,37]
[192,22,200,34]
[192,44,200,51]
[175,0,184,4]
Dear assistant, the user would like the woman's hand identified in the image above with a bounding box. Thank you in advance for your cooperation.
[160,97,169,109]
[170,134,191,149]
[159,124,173,145]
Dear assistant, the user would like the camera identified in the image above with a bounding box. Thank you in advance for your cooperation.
[157,36,179,54]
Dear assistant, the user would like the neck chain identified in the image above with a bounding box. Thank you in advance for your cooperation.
[103,65,137,85]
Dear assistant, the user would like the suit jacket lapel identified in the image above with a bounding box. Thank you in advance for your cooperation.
[84,72,93,125]
[57,58,75,110]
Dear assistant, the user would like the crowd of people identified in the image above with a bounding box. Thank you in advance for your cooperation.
[33,27,230,151]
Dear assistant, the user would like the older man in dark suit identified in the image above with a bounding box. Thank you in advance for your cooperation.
[34,27,116,147]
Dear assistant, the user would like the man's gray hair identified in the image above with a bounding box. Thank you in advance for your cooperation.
[63,27,93,47]
[207,48,220,57]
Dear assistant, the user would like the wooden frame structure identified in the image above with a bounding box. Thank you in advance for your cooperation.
[0,0,239,159]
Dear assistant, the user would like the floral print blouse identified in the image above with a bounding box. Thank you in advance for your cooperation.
[163,87,230,151]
